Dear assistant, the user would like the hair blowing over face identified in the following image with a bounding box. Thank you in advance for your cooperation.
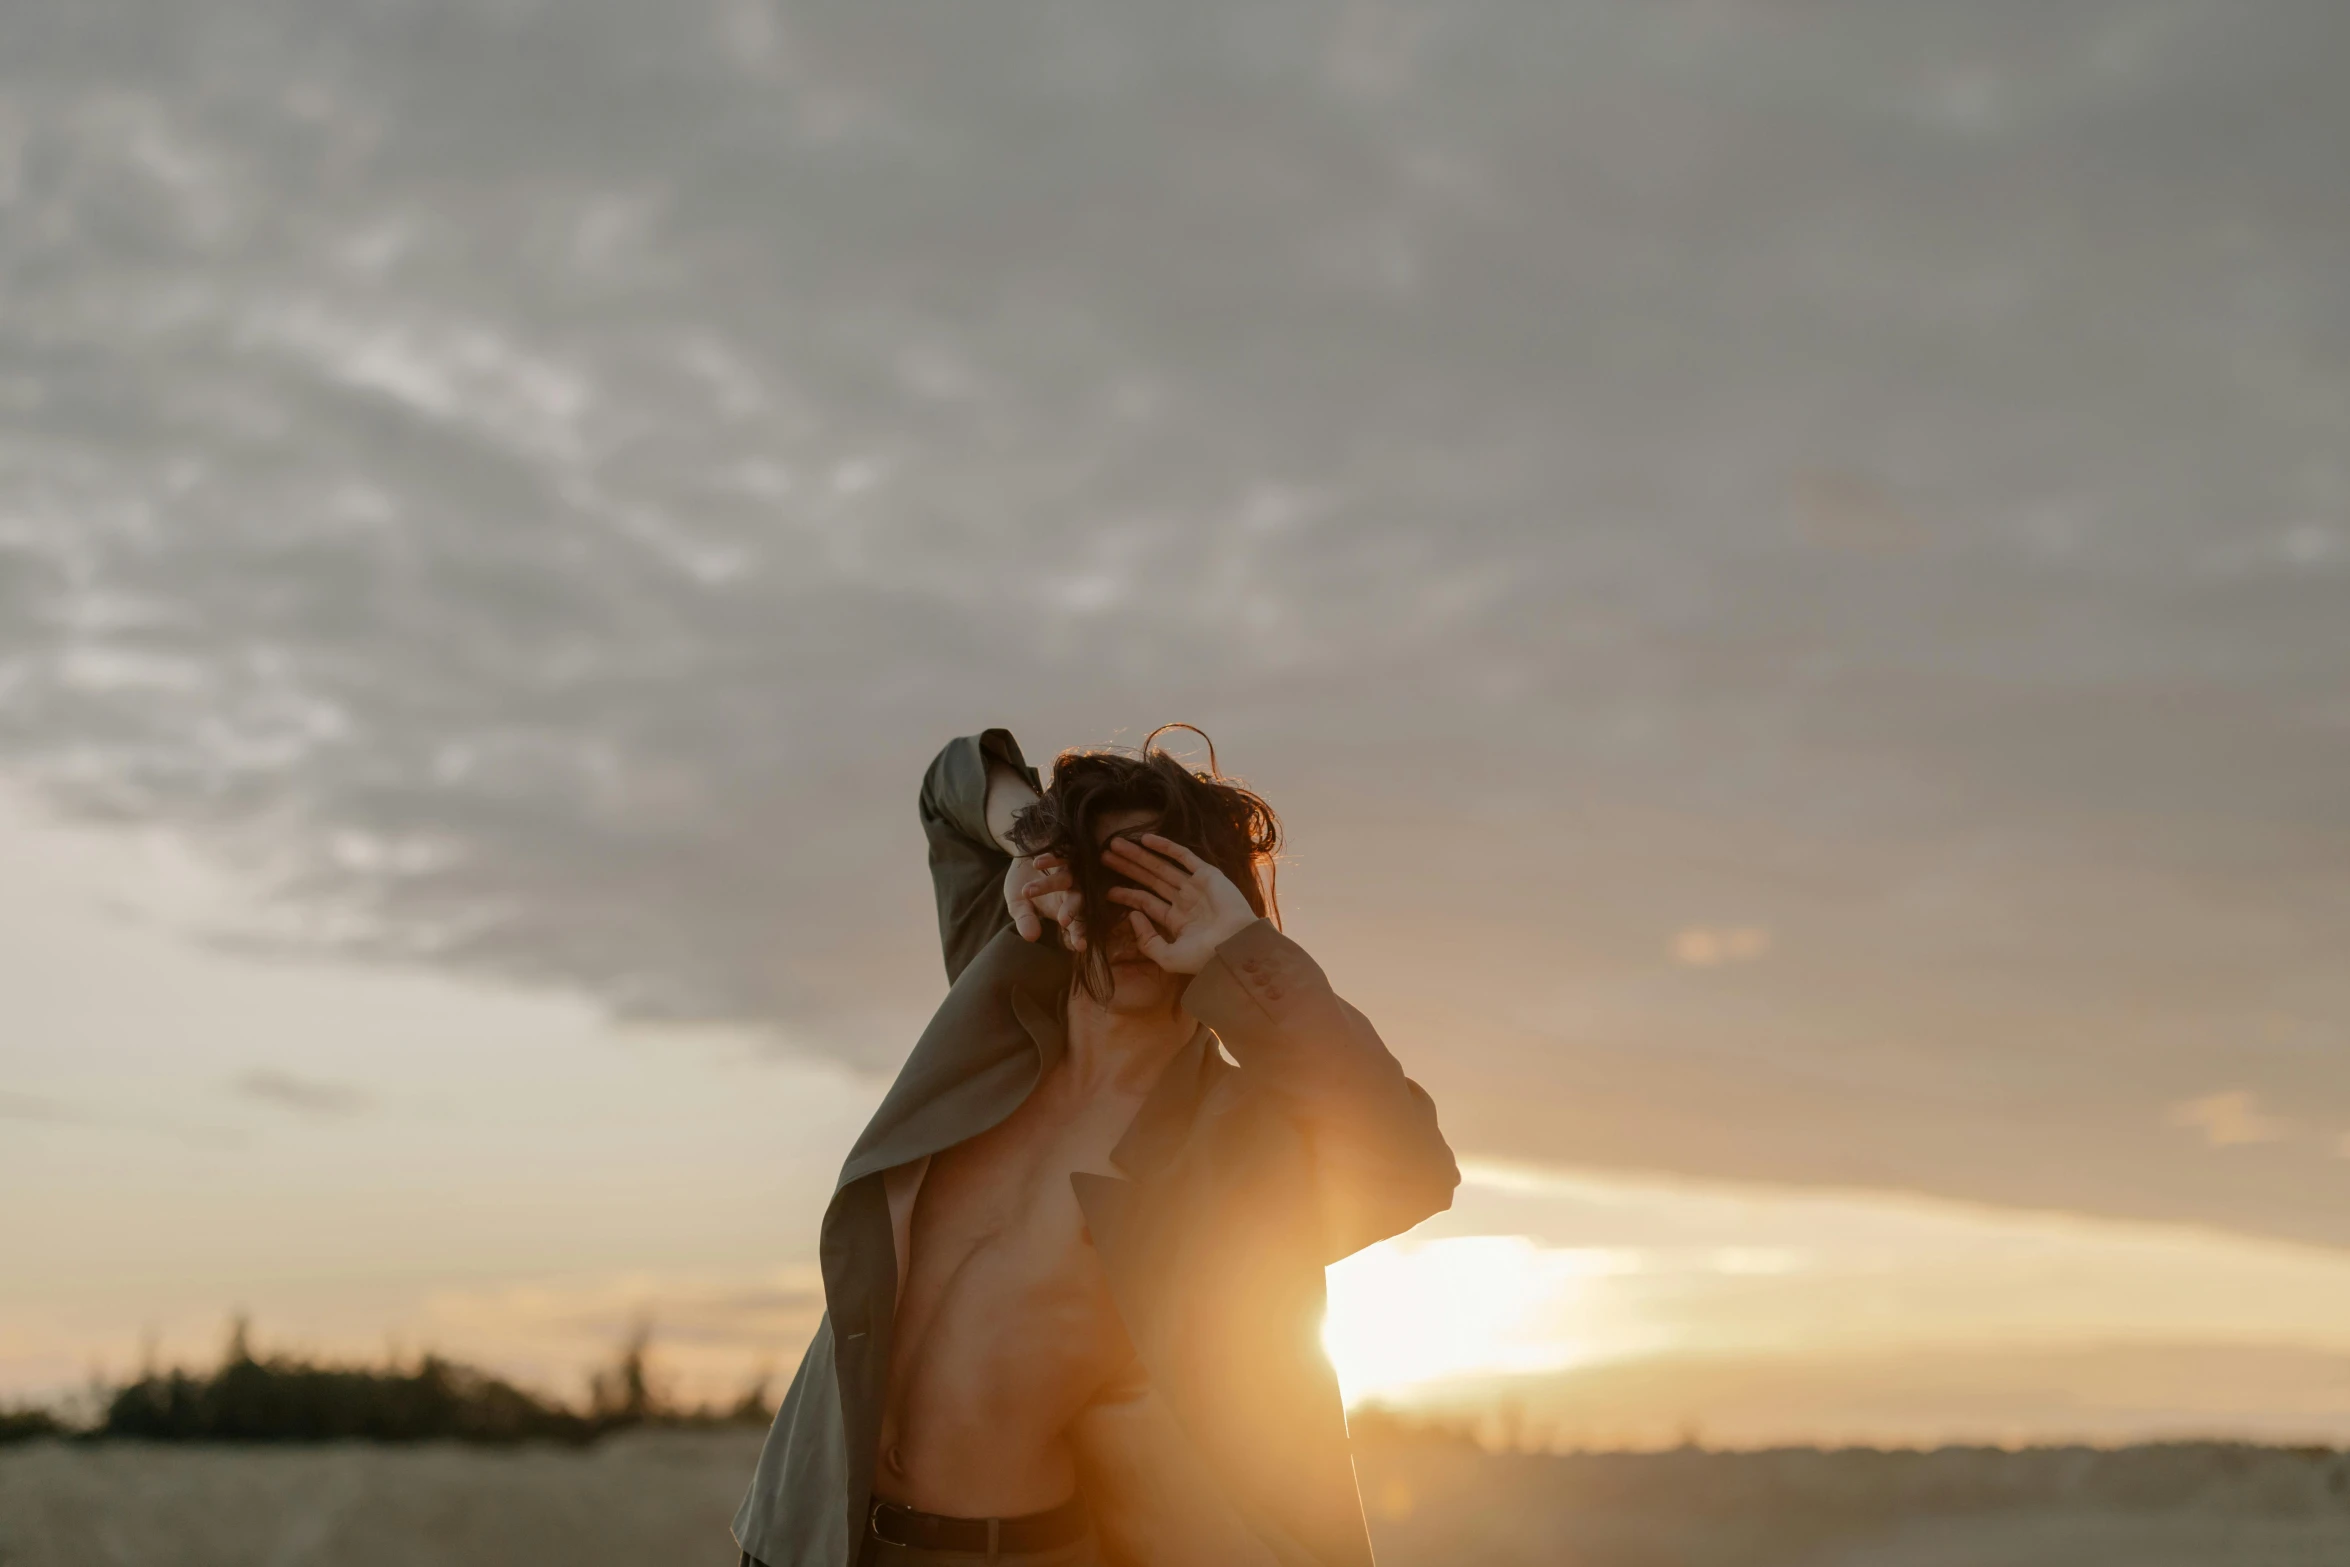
[1006,725,1281,1002]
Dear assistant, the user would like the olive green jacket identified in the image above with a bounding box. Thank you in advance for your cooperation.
[733,731,1458,1567]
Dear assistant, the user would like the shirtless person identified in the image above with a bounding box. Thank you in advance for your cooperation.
[735,729,1458,1567]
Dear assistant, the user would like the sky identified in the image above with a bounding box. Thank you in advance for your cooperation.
[3,0,2348,1443]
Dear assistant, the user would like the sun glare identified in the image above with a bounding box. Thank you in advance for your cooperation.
[1321,1235,1632,1405]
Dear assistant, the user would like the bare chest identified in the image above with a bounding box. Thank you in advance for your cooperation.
[876,1068,1160,1507]
[902,1080,1132,1310]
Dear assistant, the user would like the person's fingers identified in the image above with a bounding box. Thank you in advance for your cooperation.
[1112,834,1185,873]
[1062,916,1087,951]
[1139,834,1208,874]
[1106,885,1177,925]
[1109,846,1191,905]
[1014,906,1041,942]
[1129,910,1173,966]
[1104,838,1186,897]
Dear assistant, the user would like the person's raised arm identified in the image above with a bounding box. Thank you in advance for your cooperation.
[917,730,1040,983]
[917,728,1092,983]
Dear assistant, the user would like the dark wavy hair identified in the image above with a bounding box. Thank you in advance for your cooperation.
[1008,724,1282,1001]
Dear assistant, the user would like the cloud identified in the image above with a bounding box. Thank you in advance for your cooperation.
[0,0,2346,1246]
[1668,927,1772,968]
[1790,470,1929,555]
[0,1091,88,1125]
[0,1087,246,1147]
[232,1068,373,1118]
[2168,1091,2289,1150]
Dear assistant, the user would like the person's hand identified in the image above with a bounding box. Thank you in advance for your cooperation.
[1102,834,1259,975]
[1005,852,1087,949]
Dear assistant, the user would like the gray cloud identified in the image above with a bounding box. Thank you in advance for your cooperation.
[230,1068,374,1119]
[0,2,2346,1238]
[0,1088,245,1146]
[0,1091,88,1125]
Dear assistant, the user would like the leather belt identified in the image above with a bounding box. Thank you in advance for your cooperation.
[869,1493,1088,1554]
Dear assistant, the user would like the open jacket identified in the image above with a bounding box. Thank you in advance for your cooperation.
[734,731,1459,1567]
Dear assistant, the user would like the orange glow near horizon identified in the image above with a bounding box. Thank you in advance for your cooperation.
[13,791,2350,1447]
[1321,1236,1640,1403]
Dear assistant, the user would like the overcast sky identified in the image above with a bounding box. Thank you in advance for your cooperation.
[3,0,2348,1430]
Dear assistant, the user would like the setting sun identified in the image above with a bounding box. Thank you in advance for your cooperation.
[1321,1235,1632,1405]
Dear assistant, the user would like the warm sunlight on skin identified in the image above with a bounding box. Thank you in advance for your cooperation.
[1321,1236,1645,1404]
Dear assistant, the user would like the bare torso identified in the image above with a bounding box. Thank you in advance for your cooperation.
[876,1042,1162,1517]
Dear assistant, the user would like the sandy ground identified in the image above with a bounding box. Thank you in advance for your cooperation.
[0,1430,758,1567]
[5,1431,2348,1567]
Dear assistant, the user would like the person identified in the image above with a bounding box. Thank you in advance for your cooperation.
[735,727,1458,1567]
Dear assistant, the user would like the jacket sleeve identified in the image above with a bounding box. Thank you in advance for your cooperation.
[1180,919,1459,1263]
[918,729,1042,985]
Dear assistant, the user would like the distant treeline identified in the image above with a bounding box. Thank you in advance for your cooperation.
[1346,1405,2350,1519]
[1,1317,772,1447]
